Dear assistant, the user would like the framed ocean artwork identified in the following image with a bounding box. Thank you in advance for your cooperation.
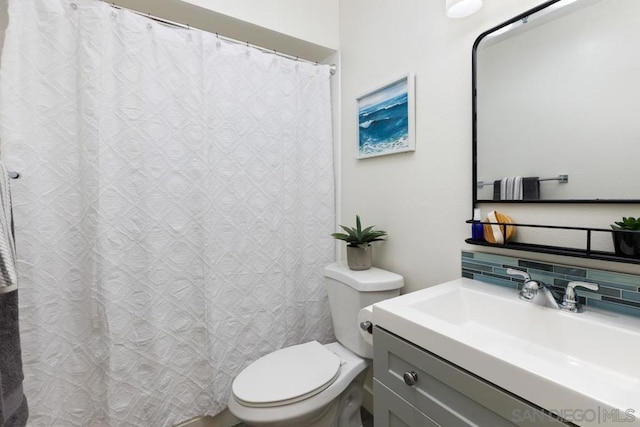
[356,74,415,159]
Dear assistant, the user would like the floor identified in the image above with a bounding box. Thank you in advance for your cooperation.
[233,407,374,426]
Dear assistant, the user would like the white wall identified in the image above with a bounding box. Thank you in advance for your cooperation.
[338,0,640,294]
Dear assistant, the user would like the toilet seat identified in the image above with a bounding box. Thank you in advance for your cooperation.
[232,341,342,408]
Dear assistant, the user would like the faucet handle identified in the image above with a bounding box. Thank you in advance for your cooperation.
[507,269,540,302]
[565,281,598,300]
[561,281,599,313]
[507,268,530,281]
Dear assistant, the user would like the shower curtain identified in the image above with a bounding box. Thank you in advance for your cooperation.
[0,0,335,425]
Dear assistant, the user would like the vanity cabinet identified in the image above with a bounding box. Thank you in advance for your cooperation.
[373,327,570,427]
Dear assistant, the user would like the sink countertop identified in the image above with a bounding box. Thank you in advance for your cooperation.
[373,278,640,426]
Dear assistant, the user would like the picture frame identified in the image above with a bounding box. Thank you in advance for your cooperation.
[356,73,415,159]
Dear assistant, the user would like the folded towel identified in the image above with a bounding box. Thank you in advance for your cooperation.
[522,177,540,200]
[500,176,523,200]
[0,162,17,295]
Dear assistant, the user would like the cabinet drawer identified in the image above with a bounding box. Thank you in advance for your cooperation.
[374,379,440,427]
[374,327,569,427]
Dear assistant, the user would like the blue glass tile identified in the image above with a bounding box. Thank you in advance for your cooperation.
[602,296,640,308]
[594,287,621,298]
[621,291,640,303]
[575,291,601,301]
[553,266,587,277]
[588,299,640,318]
[462,262,493,273]
[518,260,554,272]
[484,271,516,281]
[588,270,640,287]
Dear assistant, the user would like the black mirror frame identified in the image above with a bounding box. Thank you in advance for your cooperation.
[471,0,639,210]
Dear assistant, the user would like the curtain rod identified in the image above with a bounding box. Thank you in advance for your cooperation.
[103,2,337,75]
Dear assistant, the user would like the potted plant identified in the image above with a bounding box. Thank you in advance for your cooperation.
[331,215,387,271]
[611,216,640,258]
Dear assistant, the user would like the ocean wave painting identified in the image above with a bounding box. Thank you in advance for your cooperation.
[357,75,414,158]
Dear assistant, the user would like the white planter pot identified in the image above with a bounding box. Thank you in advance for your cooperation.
[346,245,372,271]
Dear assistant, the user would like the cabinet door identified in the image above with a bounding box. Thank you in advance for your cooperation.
[373,378,440,427]
[374,327,570,427]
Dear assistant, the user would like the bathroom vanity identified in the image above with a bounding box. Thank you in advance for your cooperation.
[371,278,640,427]
[373,327,566,426]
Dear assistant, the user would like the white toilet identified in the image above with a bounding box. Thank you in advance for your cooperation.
[228,262,404,427]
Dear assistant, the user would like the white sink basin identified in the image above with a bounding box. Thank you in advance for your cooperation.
[373,278,640,426]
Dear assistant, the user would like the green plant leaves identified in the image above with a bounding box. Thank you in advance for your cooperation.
[611,216,640,230]
[331,214,387,247]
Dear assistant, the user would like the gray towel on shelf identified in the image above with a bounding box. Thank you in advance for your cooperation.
[522,176,540,200]
[0,162,28,427]
[492,180,501,200]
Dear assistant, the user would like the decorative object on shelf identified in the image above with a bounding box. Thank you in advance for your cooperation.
[356,74,415,159]
[446,0,482,19]
[482,211,515,244]
[471,208,484,241]
[331,215,387,271]
[610,216,640,259]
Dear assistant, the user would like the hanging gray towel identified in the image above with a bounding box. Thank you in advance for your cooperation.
[0,161,28,427]
[522,176,540,200]
[492,180,501,200]
[493,176,540,200]
[493,176,523,200]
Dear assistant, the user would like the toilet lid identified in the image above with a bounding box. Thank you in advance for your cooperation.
[232,341,342,408]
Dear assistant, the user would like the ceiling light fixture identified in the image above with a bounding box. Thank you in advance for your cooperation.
[446,0,483,18]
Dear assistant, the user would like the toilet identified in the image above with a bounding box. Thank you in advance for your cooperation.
[227,262,404,427]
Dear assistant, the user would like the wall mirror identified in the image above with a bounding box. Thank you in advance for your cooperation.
[473,0,640,203]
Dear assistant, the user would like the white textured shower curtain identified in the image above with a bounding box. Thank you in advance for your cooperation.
[0,0,335,425]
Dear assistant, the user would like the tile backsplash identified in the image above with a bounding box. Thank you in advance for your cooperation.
[462,251,640,318]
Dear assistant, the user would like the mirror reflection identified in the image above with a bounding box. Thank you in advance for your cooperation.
[474,0,640,201]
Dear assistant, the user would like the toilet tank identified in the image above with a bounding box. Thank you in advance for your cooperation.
[323,262,403,359]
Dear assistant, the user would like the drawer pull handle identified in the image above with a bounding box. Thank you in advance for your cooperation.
[403,371,418,386]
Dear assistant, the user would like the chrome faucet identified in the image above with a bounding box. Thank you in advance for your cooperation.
[506,269,599,313]
[507,268,560,309]
[559,281,599,313]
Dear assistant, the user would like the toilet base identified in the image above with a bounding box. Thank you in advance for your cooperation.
[235,380,364,427]
[238,399,338,427]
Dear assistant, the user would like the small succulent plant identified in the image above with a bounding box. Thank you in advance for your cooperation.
[611,216,640,231]
[331,215,387,248]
